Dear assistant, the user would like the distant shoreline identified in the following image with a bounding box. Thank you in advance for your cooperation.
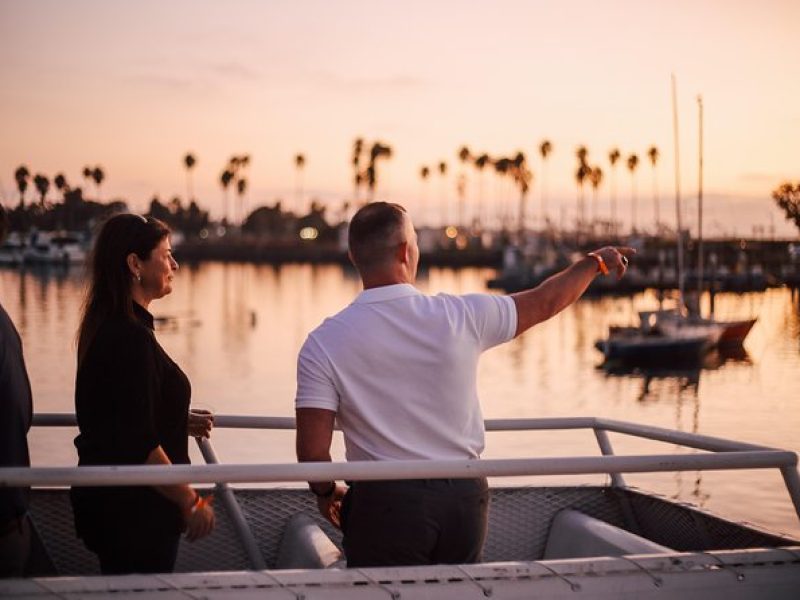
[173,239,503,268]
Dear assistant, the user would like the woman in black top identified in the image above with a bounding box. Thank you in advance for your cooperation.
[71,214,214,575]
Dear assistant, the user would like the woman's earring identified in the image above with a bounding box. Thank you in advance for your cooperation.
[135,273,141,283]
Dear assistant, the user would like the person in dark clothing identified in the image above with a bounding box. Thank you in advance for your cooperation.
[0,205,34,578]
[71,213,215,575]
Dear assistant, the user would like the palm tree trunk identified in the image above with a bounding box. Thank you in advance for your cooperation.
[652,170,660,232]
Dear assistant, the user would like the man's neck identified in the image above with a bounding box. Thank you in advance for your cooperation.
[361,271,413,290]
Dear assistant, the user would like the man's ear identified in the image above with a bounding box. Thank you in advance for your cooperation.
[396,241,409,265]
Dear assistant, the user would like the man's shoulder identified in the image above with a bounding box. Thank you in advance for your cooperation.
[431,291,512,313]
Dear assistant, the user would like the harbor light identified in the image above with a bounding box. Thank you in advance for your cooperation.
[445,226,458,239]
[299,227,319,240]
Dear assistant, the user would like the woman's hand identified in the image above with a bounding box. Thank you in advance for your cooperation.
[188,408,214,439]
[184,493,215,541]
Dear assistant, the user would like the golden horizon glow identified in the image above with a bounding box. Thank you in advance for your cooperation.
[1,0,799,236]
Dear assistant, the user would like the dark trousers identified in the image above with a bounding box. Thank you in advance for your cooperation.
[88,531,181,575]
[341,478,489,568]
[0,513,31,578]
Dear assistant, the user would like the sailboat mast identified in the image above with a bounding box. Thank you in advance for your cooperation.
[697,95,704,304]
[672,74,685,309]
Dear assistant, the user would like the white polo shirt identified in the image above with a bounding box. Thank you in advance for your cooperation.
[295,283,517,461]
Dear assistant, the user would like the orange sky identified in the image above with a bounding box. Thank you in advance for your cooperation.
[1,0,799,236]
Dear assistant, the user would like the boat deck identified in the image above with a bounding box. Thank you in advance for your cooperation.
[23,486,799,576]
[3,414,800,598]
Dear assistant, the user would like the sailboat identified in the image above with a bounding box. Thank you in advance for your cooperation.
[648,94,757,346]
[596,77,723,365]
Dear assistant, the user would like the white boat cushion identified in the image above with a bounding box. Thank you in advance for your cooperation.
[543,509,673,559]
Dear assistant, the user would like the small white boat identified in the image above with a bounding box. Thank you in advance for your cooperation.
[1,413,799,598]
[645,309,757,346]
[0,232,25,266]
[23,231,87,265]
[595,311,722,365]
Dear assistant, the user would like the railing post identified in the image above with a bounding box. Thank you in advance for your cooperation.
[594,428,626,488]
[780,466,800,522]
[196,437,267,570]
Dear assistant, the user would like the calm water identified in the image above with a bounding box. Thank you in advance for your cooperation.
[2,262,799,538]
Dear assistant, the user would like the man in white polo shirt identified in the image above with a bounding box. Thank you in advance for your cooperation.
[296,202,632,567]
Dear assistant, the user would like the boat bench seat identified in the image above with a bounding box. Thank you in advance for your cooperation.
[543,509,673,559]
[275,508,674,569]
[275,513,345,569]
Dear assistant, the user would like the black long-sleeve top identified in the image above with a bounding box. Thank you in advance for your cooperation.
[0,303,33,524]
[71,302,191,542]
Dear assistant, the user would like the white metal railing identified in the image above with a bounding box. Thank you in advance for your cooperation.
[6,413,800,571]
[6,413,800,524]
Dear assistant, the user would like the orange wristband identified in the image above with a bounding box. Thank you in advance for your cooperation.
[587,252,609,275]
[184,492,202,517]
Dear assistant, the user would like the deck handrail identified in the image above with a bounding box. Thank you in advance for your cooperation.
[1,450,795,487]
[29,413,778,452]
[15,412,800,523]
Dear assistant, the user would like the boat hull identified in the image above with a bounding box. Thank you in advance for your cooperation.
[596,334,714,364]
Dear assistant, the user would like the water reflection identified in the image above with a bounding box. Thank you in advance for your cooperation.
[599,345,753,401]
[2,262,799,536]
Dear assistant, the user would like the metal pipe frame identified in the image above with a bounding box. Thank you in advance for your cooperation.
[1,450,795,486]
[23,413,800,522]
[30,414,779,452]
[195,437,266,570]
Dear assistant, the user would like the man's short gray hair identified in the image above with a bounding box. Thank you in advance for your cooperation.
[348,202,407,272]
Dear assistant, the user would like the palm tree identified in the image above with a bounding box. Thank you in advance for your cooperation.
[33,174,50,207]
[352,138,364,206]
[575,146,589,232]
[295,153,306,215]
[539,140,553,228]
[227,155,251,223]
[473,153,490,230]
[236,178,247,226]
[53,173,68,197]
[184,153,197,202]
[82,166,92,196]
[366,142,392,202]
[419,166,430,226]
[54,173,72,227]
[91,166,105,202]
[14,166,30,208]
[608,148,621,235]
[647,145,660,231]
[493,157,512,230]
[589,166,603,230]
[627,153,640,234]
[575,163,589,234]
[437,161,448,225]
[511,151,532,235]
[220,169,234,224]
[457,146,471,227]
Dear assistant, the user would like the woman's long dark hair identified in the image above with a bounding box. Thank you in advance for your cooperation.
[77,214,170,366]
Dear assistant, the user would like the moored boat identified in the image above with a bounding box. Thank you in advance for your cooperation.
[646,309,757,347]
[23,231,87,265]
[0,232,25,266]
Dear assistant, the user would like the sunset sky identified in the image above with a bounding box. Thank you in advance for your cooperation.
[1,0,799,236]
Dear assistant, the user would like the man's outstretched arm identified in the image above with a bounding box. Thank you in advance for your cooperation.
[511,246,635,337]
